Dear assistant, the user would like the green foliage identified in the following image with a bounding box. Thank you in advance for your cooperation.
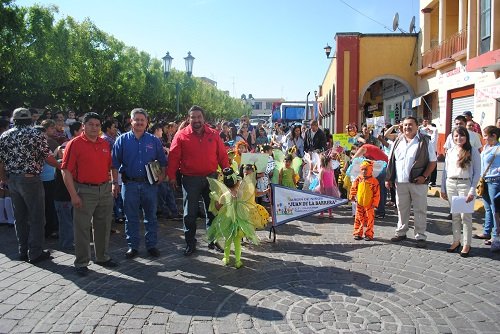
[0,1,248,121]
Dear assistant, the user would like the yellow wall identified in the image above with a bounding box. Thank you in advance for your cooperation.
[319,59,337,130]
[322,60,337,103]
[358,35,418,94]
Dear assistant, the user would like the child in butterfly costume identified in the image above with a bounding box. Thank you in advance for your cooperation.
[349,160,380,241]
[207,167,266,268]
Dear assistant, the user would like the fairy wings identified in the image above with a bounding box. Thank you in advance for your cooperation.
[206,175,260,243]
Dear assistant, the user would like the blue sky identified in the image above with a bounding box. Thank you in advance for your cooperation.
[15,0,419,101]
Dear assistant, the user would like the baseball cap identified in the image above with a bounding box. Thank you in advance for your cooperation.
[12,108,32,120]
[462,111,473,117]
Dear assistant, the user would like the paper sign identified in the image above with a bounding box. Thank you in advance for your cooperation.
[332,133,357,150]
[450,196,475,214]
[271,184,348,226]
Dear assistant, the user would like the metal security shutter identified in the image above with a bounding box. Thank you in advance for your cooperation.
[451,95,474,128]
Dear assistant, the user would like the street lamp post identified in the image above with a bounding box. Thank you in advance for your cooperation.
[305,91,310,122]
[240,93,255,116]
[314,90,318,121]
[162,51,195,114]
[324,44,336,59]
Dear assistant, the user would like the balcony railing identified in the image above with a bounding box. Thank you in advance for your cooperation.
[421,28,467,68]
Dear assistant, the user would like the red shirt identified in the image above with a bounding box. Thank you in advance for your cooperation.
[167,124,229,180]
[362,144,388,162]
[61,133,112,184]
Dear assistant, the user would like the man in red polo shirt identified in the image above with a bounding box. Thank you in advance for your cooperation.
[167,105,230,256]
[352,143,388,218]
[61,112,119,276]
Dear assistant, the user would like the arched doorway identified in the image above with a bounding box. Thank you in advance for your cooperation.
[358,76,415,127]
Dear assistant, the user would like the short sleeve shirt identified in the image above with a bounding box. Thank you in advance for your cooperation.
[0,126,50,175]
[61,134,112,184]
[393,133,437,183]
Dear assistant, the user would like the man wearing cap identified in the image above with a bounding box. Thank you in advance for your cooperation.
[0,107,59,263]
[463,111,481,134]
[61,112,119,276]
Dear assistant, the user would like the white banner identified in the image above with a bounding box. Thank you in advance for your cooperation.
[271,184,348,226]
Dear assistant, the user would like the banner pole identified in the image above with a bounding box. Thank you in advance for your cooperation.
[269,184,277,242]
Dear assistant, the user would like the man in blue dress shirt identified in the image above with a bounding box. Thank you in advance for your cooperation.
[112,108,167,259]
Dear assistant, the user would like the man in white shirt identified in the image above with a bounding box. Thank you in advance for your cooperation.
[385,117,437,248]
[443,116,482,152]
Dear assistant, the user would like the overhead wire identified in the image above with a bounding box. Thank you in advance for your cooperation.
[338,0,394,32]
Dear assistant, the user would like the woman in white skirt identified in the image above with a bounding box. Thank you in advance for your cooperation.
[440,126,481,257]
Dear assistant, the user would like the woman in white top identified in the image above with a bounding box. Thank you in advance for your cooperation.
[440,126,481,257]
[270,125,286,149]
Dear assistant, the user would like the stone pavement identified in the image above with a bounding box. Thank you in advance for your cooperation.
[1,178,499,333]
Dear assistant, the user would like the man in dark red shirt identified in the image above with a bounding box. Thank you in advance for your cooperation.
[167,105,229,256]
[61,112,119,276]
[352,143,388,218]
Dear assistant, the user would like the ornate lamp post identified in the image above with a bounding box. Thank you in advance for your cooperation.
[162,51,195,114]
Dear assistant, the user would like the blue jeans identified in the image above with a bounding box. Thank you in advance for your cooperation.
[376,168,387,217]
[482,181,500,238]
[8,174,46,260]
[122,182,159,250]
[181,175,215,246]
[54,201,73,249]
[157,181,178,215]
[113,188,124,220]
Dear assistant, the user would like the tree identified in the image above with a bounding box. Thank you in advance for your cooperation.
[0,1,251,121]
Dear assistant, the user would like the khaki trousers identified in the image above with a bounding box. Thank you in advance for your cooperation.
[446,179,472,246]
[394,182,429,240]
[73,183,113,267]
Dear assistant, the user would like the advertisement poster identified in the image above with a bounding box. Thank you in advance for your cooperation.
[271,184,348,226]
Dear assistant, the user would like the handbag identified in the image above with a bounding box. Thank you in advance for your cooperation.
[477,146,499,197]
[476,177,486,197]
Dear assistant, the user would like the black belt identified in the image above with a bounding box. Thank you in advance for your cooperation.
[123,176,147,182]
[78,181,108,187]
[449,177,468,180]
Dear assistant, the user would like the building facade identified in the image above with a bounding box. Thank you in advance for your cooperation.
[318,0,500,157]
[415,0,499,155]
[319,33,418,134]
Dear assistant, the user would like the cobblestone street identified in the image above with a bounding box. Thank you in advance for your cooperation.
[0,185,499,333]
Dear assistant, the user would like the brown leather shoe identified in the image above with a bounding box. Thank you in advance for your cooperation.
[390,235,407,242]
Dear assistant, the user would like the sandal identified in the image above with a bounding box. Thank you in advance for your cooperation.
[485,239,492,245]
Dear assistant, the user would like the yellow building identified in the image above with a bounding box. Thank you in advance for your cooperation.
[319,33,418,134]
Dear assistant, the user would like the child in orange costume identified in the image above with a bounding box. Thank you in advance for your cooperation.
[349,160,380,241]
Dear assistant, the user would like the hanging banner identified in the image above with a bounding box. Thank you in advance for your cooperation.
[271,184,348,226]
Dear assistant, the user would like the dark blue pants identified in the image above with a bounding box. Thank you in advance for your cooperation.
[181,175,214,246]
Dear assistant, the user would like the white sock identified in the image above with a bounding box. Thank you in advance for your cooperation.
[4,197,15,225]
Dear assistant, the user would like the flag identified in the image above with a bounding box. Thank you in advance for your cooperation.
[271,184,348,226]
